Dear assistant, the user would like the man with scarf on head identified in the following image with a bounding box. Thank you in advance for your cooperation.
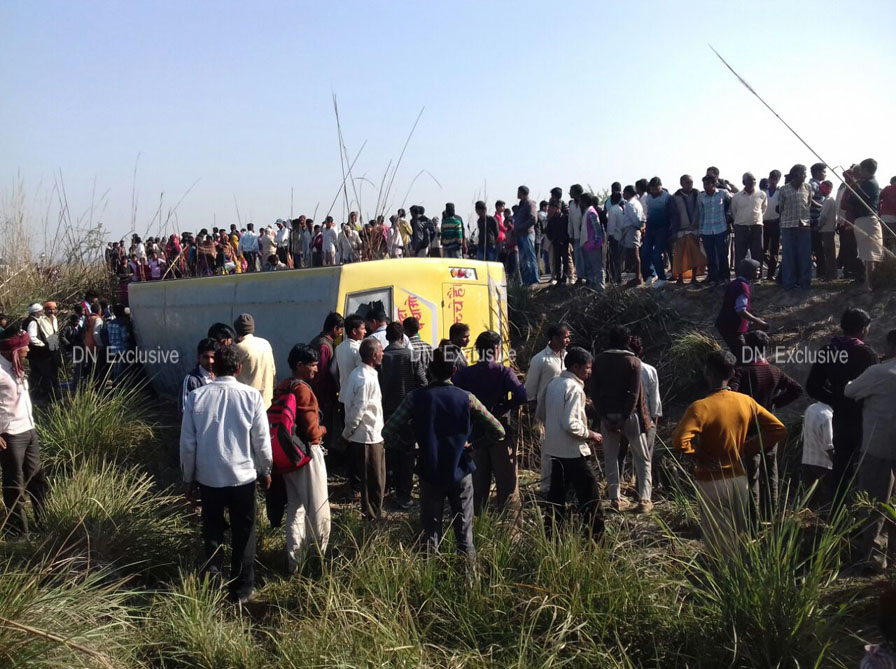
[0,330,48,535]
[24,302,62,403]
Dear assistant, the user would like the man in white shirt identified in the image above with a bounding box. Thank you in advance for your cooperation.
[366,309,410,350]
[239,223,260,272]
[180,345,272,604]
[568,185,584,284]
[0,330,48,535]
[342,338,386,520]
[25,302,61,402]
[629,336,663,491]
[622,186,646,287]
[274,220,290,265]
[525,323,570,494]
[731,172,768,269]
[322,218,338,266]
[232,313,276,408]
[542,346,604,540]
[333,313,367,497]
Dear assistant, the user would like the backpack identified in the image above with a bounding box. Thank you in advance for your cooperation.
[268,381,313,472]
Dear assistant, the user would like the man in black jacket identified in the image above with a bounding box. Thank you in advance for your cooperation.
[806,308,878,511]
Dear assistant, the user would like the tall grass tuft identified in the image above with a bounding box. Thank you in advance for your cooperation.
[143,573,265,668]
[35,459,191,578]
[35,380,156,470]
[0,558,143,668]
[680,484,855,668]
[658,329,721,403]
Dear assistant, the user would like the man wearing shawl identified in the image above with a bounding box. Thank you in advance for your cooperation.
[0,330,48,534]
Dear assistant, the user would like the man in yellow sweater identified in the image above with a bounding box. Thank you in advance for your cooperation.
[672,350,787,554]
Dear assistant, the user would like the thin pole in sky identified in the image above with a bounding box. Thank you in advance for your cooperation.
[709,44,894,253]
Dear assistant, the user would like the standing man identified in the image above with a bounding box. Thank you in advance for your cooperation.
[342,338,386,520]
[730,331,803,516]
[383,344,505,557]
[180,345,272,604]
[453,330,527,516]
[628,336,663,490]
[697,175,733,285]
[670,175,705,285]
[180,338,218,415]
[762,170,783,281]
[274,344,331,572]
[672,350,787,554]
[525,323,570,494]
[847,329,896,572]
[806,307,878,510]
[232,313,276,408]
[448,322,470,368]
[274,220,290,265]
[289,216,306,268]
[590,326,653,513]
[851,158,885,292]
[515,186,539,285]
[403,316,433,371]
[579,193,605,289]
[24,302,61,402]
[643,177,674,286]
[731,172,768,268]
[542,346,605,540]
[333,313,366,499]
[0,330,48,535]
[474,200,498,262]
[239,223,260,272]
[714,258,768,361]
[309,312,344,451]
[809,164,828,280]
[379,322,427,509]
[440,203,466,259]
[568,185,585,285]
[321,217,338,266]
[777,164,813,290]
[622,185,646,286]
[817,181,838,281]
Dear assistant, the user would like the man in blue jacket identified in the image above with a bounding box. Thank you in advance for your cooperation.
[382,343,505,557]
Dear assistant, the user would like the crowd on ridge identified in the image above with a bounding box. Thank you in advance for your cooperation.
[106,161,895,298]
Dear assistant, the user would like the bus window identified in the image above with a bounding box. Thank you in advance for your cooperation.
[344,287,393,319]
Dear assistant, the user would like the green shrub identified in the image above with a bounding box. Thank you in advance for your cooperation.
[143,573,265,669]
[35,380,156,470]
[0,559,143,668]
[35,459,191,578]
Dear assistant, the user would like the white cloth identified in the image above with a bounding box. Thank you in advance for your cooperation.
[284,444,331,571]
[334,338,362,401]
[259,232,276,258]
[233,334,276,408]
[367,326,410,350]
[801,402,833,469]
[239,231,259,254]
[601,414,651,502]
[818,197,838,233]
[341,363,384,443]
[275,226,290,247]
[606,203,626,241]
[0,355,34,435]
[525,345,566,423]
[697,475,750,555]
[568,201,582,240]
[640,361,662,418]
[845,359,896,459]
[26,319,44,348]
[542,370,591,459]
[179,376,273,487]
[763,188,781,221]
[322,227,338,254]
[731,189,768,227]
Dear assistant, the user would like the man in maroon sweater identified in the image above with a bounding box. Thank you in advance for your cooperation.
[715,258,768,362]
[731,330,803,515]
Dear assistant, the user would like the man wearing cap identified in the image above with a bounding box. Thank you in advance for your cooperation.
[730,173,768,269]
[0,330,48,534]
[24,303,61,402]
[274,220,290,265]
[715,259,768,363]
[232,313,276,408]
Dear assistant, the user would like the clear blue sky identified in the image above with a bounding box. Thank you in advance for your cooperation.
[3,0,894,241]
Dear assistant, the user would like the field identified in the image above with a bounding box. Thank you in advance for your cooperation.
[2,257,896,667]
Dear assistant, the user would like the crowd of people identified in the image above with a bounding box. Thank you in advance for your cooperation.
[106,161,895,297]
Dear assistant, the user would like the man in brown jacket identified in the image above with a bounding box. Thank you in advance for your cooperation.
[590,325,653,512]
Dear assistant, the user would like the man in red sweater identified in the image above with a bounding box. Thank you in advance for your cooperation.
[274,344,331,573]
